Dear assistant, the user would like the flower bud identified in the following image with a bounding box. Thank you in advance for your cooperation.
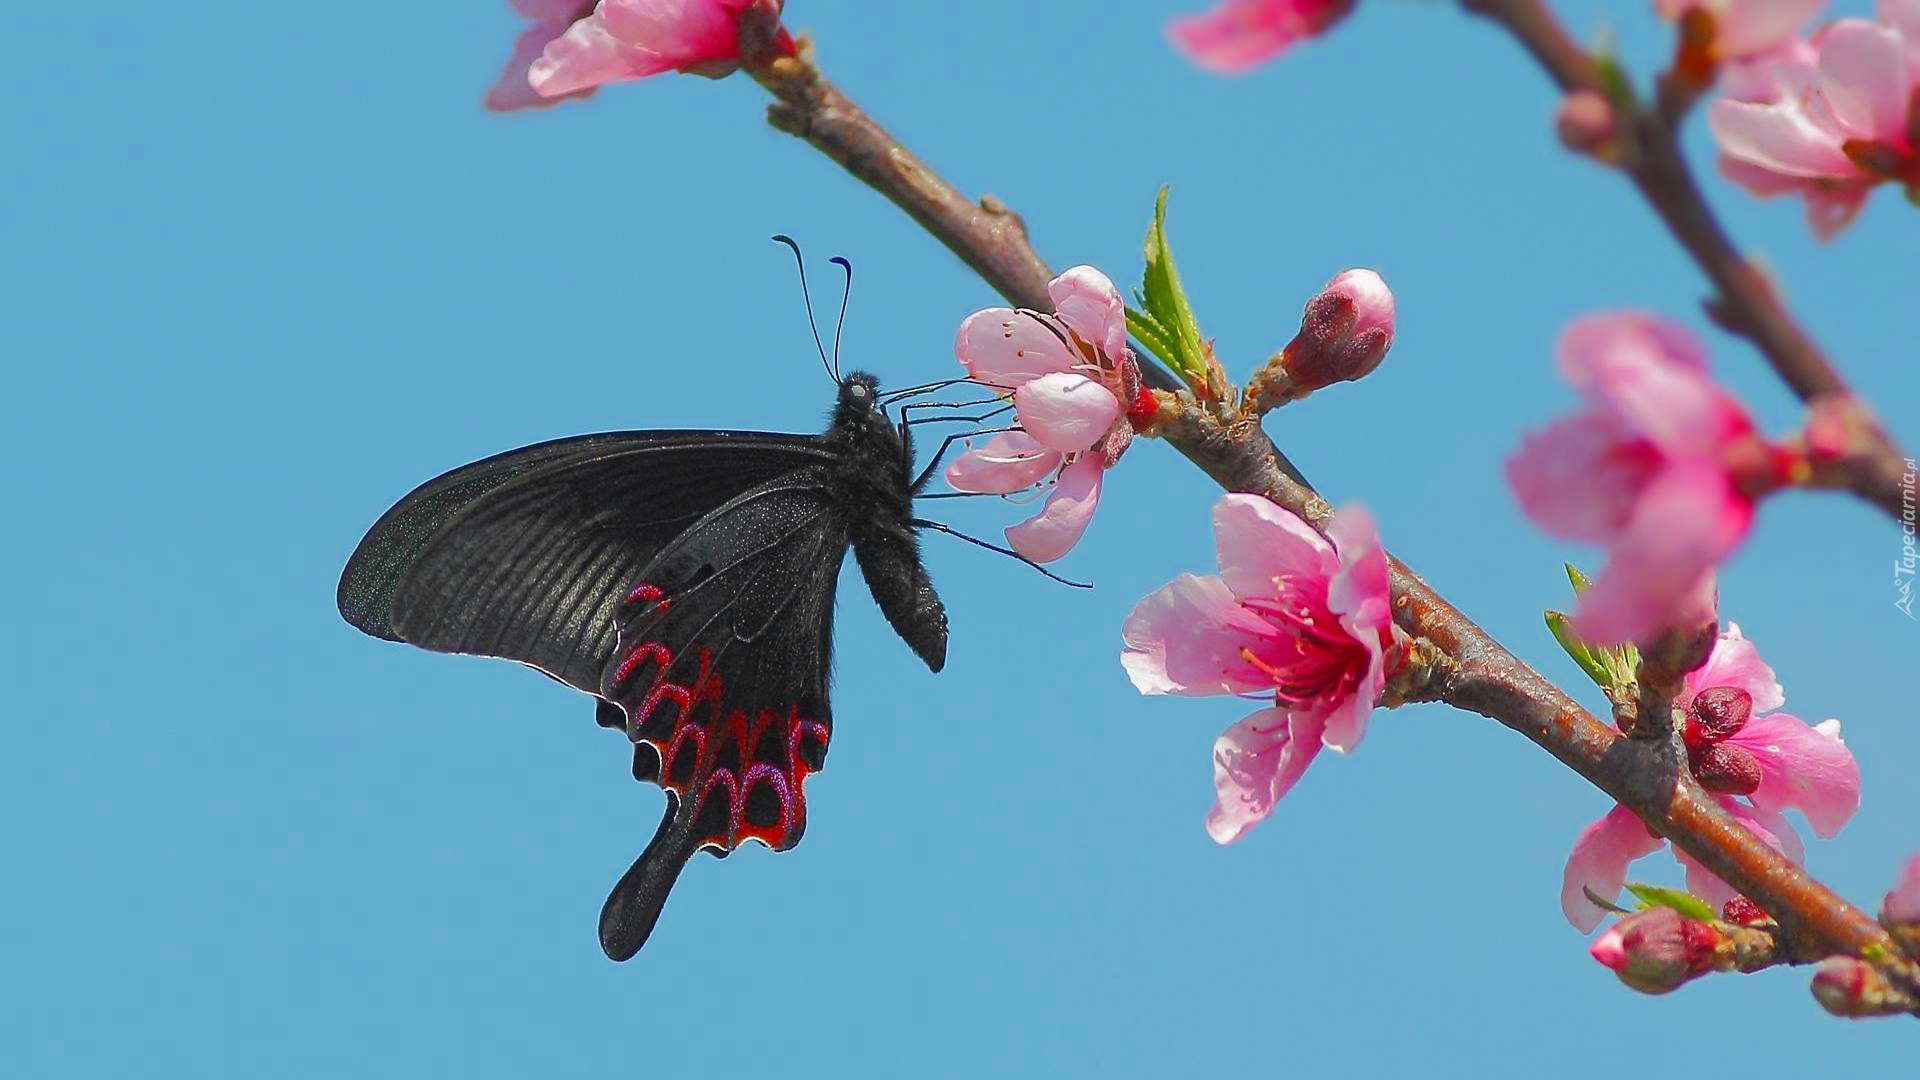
[1278,269,1395,395]
[1721,896,1768,926]
[1556,89,1618,160]
[1589,907,1724,995]
[1693,743,1762,795]
[1686,686,1752,744]
[1810,957,1909,1018]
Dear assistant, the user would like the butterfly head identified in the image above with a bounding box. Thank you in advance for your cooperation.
[832,370,883,427]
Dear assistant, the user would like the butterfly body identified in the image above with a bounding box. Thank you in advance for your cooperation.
[338,371,946,959]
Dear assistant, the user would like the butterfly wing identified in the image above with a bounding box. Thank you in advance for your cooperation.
[339,432,832,693]
[594,466,851,960]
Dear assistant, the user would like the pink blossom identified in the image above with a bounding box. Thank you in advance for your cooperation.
[1168,0,1357,74]
[1885,854,1920,923]
[946,266,1146,562]
[1708,1,1920,237]
[1560,625,1858,931]
[523,0,791,102]
[1655,0,1825,62]
[488,1,601,111]
[1507,314,1763,646]
[1121,495,1392,843]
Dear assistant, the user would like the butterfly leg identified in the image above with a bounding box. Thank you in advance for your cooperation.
[907,425,1019,493]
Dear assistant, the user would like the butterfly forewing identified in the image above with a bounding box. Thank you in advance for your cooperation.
[594,468,850,959]
[369,435,831,692]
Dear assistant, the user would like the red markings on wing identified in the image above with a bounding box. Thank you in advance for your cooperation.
[608,582,827,854]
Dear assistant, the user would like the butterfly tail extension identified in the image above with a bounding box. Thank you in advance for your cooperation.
[599,795,701,961]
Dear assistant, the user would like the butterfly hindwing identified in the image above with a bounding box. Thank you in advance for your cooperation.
[362,435,832,692]
[594,467,850,960]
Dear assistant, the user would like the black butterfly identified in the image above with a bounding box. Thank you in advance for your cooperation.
[337,253,955,960]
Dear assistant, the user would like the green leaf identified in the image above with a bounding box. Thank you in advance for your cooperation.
[1547,610,1615,690]
[1553,564,1640,691]
[1135,187,1209,383]
[1591,29,1635,110]
[1563,563,1594,595]
[1624,883,1718,923]
[1125,305,1180,374]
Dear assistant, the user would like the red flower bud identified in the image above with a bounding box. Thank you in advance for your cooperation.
[1278,269,1394,394]
[1686,686,1752,745]
[1693,742,1763,795]
[1721,896,1768,926]
[1589,907,1724,995]
[1810,957,1908,1018]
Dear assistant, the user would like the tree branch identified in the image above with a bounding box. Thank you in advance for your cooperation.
[741,32,1917,1002]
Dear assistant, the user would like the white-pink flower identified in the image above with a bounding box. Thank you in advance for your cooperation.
[1708,0,1920,237]
[1121,495,1392,843]
[1885,854,1920,923]
[1507,314,1765,646]
[1168,0,1358,73]
[1560,624,1860,931]
[946,266,1147,563]
[520,0,791,103]
[1655,0,1826,62]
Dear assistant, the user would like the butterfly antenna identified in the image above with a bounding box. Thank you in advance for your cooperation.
[771,234,835,383]
[828,256,853,382]
[911,518,1092,589]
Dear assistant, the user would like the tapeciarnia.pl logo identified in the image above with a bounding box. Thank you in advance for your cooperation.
[1899,458,1917,619]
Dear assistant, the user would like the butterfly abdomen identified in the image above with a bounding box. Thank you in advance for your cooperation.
[826,372,949,673]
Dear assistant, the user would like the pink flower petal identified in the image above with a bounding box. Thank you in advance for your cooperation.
[1683,622,1785,713]
[1803,184,1875,239]
[1562,805,1666,932]
[1004,455,1102,563]
[1730,714,1860,837]
[1046,265,1129,365]
[1012,372,1121,454]
[943,431,1061,494]
[1210,493,1337,602]
[1169,0,1355,75]
[1507,410,1660,544]
[1561,315,1753,459]
[1325,505,1391,637]
[955,308,1078,390]
[1573,461,1752,646]
[1656,0,1825,61]
[1885,853,1920,923]
[1205,708,1328,843]
[1709,98,1861,180]
[1120,573,1278,696]
[1818,20,1911,143]
[1320,505,1391,753]
[523,0,777,98]
[1882,0,1920,44]
[488,4,600,111]
[1674,800,1803,910]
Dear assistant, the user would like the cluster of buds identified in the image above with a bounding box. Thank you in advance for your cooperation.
[1682,686,1762,794]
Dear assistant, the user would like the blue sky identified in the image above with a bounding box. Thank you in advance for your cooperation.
[5,1,1916,1074]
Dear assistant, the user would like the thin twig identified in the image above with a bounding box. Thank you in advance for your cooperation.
[1458,0,1912,517]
